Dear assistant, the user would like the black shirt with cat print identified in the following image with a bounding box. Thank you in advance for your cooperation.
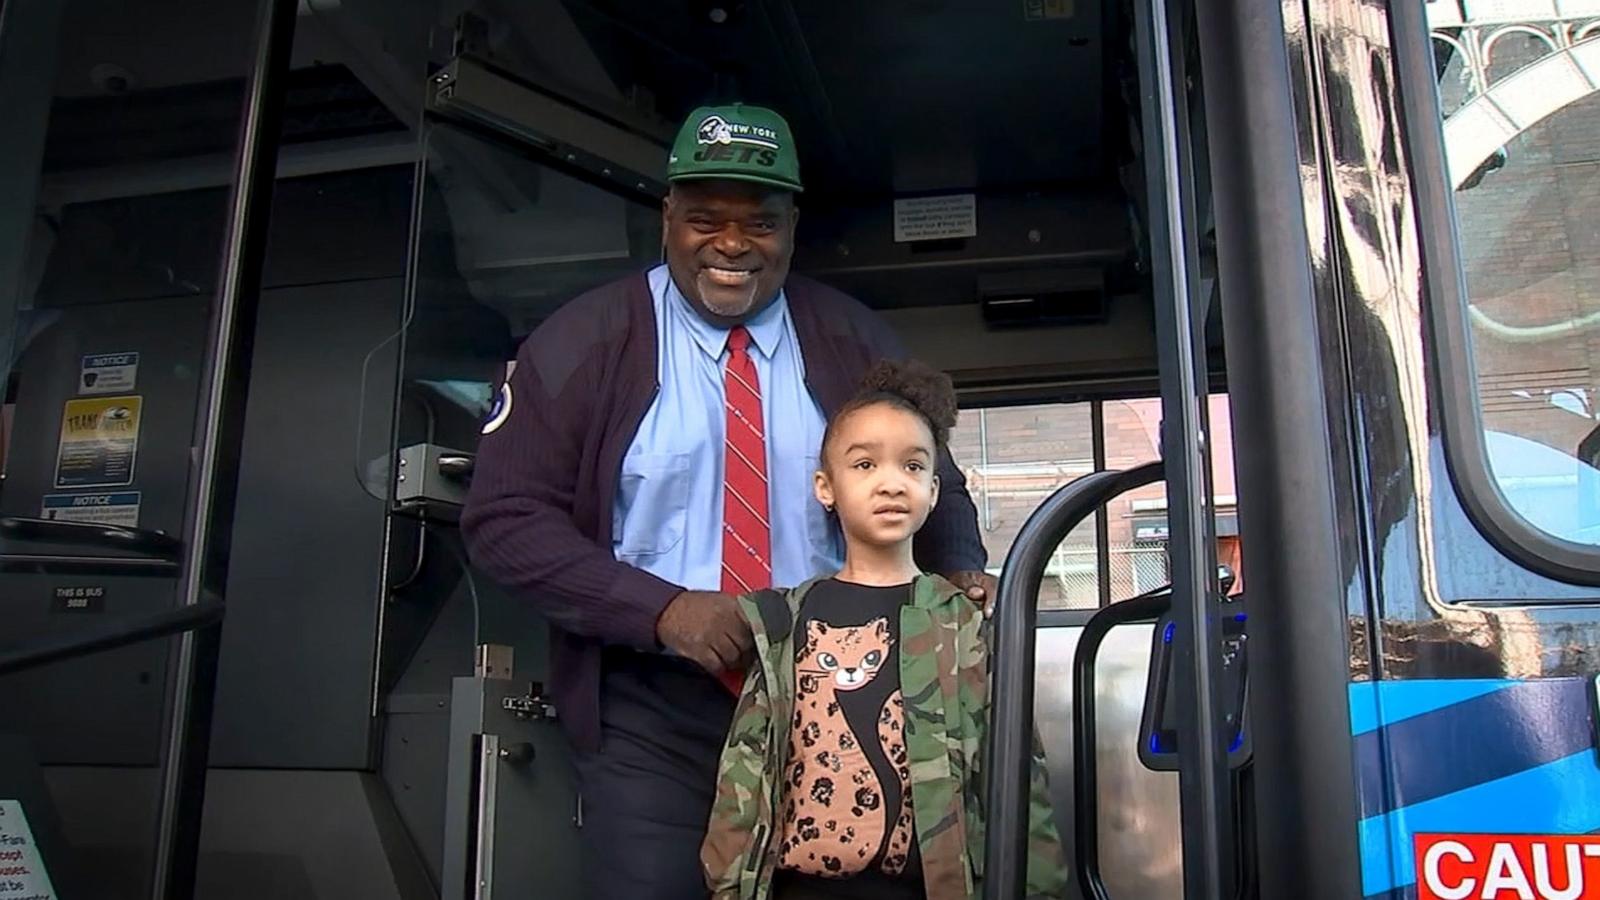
[773,578,924,900]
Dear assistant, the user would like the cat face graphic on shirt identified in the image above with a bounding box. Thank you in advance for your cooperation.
[798,618,891,689]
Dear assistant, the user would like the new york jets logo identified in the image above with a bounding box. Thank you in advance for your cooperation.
[695,115,779,150]
[698,115,733,145]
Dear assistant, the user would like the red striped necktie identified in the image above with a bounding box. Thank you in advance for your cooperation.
[718,325,770,694]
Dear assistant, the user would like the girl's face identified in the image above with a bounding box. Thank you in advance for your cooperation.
[815,403,940,550]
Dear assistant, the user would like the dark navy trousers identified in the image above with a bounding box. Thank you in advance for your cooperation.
[574,649,736,900]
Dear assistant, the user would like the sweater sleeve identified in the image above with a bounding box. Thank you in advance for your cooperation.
[460,334,680,651]
[919,446,989,576]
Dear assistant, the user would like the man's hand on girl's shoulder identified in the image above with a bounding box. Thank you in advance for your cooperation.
[945,570,999,617]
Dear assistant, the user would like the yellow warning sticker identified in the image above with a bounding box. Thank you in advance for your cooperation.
[54,396,142,489]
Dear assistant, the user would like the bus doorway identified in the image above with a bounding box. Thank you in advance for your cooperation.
[0,0,1261,896]
[384,3,1240,900]
[0,0,1238,896]
[26,0,1572,896]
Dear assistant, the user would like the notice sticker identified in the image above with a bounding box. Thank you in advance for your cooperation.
[0,800,58,900]
[79,352,138,395]
[51,586,106,614]
[54,396,142,489]
[892,194,977,243]
[41,492,141,528]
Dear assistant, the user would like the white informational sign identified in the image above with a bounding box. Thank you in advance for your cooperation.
[0,800,58,900]
[893,193,978,243]
[79,352,139,395]
[41,492,141,528]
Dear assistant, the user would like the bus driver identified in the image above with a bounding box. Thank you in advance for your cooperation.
[462,103,994,900]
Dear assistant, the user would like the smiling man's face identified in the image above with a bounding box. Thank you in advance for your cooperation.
[662,179,798,325]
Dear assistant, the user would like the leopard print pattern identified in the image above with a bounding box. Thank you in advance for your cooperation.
[778,618,894,877]
[877,689,915,874]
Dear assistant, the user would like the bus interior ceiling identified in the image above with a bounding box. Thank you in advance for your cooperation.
[25,0,1227,400]
[3,1,1224,898]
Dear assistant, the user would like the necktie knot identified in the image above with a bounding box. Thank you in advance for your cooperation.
[726,326,752,356]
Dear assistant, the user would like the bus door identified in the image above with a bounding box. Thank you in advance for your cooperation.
[1289,1,1600,899]
[0,2,432,898]
[0,3,273,897]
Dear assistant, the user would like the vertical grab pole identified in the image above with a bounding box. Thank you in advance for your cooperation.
[1132,0,1233,895]
[148,0,298,896]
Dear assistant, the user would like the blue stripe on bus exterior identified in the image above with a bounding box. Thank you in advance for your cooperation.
[1347,678,1518,736]
[1357,750,1600,896]
[1352,678,1590,819]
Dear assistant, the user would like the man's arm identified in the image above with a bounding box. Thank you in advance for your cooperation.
[460,338,677,651]
[916,446,989,577]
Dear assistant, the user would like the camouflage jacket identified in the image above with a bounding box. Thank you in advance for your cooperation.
[701,574,1068,900]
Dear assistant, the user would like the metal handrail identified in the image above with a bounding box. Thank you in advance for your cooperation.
[0,516,183,561]
[1073,589,1171,900]
[982,461,1164,900]
[0,601,224,677]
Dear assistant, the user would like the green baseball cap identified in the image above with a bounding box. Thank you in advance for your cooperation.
[667,104,803,193]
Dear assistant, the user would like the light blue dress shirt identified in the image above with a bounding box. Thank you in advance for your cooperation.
[612,265,842,591]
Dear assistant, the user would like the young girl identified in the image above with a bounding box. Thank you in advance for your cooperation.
[701,360,1067,900]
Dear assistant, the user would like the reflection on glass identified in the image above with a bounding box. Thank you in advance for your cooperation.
[399,121,663,453]
[1431,18,1600,544]
[398,122,665,656]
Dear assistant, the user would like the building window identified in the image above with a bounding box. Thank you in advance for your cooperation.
[1413,4,1600,578]
[951,401,1098,609]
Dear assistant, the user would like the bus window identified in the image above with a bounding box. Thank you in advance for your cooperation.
[1426,8,1600,558]
[950,394,1240,609]
[951,401,1099,609]
[1103,396,1243,597]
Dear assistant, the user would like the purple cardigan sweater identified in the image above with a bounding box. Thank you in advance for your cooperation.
[460,271,986,752]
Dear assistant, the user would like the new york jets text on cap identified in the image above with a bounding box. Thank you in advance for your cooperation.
[667,104,803,193]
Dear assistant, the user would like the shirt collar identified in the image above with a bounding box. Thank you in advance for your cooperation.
[665,273,788,361]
